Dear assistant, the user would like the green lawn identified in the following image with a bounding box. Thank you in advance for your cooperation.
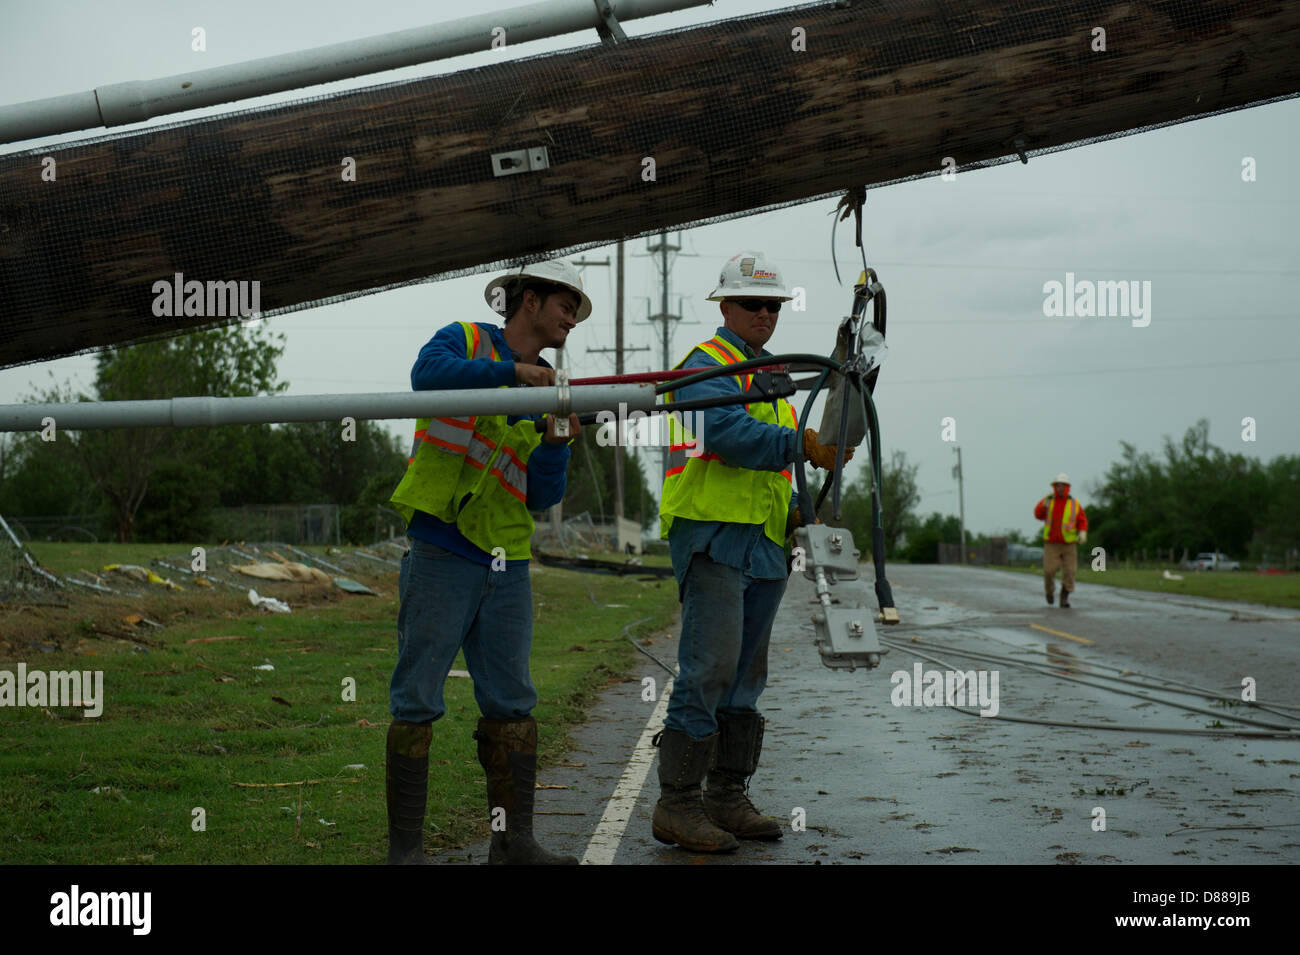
[0,555,679,864]
[987,564,1300,611]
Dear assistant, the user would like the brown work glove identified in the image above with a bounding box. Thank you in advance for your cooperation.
[803,428,854,470]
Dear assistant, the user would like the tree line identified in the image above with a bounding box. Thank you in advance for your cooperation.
[1085,419,1298,565]
[0,326,649,545]
[829,420,1298,565]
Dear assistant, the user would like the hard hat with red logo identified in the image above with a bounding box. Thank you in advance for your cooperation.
[706,251,792,301]
[484,259,592,322]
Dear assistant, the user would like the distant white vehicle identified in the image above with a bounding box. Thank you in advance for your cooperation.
[1007,542,1044,563]
[1185,552,1241,571]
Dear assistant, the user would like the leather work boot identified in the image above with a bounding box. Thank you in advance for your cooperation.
[386,720,433,864]
[704,713,783,841]
[1060,589,1071,609]
[652,728,740,853]
[1045,589,1054,605]
[474,717,578,865]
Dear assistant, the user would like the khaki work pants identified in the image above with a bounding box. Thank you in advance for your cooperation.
[1042,541,1077,596]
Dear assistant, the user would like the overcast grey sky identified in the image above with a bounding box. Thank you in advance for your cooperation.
[2,0,1297,541]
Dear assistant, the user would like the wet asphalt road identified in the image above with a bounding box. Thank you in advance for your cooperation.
[442,565,1300,865]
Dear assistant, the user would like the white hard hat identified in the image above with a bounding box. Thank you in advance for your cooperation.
[706,251,792,301]
[484,259,592,322]
[1052,473,1070,485]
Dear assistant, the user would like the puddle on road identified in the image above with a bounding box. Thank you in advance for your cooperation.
[954,626,1097,677]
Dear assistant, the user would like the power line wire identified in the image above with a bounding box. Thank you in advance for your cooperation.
[884,355,1300,386]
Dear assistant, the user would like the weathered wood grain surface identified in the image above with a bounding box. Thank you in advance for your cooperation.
[1,0,1296,367]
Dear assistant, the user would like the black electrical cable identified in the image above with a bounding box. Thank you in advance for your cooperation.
[880,633,1300,732]
[858,367,895,612]
[548,373,806,430]
[865,281,886,394]
[655,352,844,396]
[794,368,829,521]
[655,379,796,415]
[653,351,841,527]
[879,637,1300,739]
[622,617,678,677]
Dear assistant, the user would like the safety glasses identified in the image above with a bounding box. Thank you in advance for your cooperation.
[731,298,782,314]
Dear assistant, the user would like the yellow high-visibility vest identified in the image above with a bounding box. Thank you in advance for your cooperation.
[1041,496,1079,543]
[660,334,797,548]
[390,322,544,559]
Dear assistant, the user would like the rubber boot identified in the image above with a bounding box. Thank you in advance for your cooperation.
[385,720,432,864]
[704,713,783,840]
[1045,588,1054,605]
[474,717,578,865]
[651,728,740,852]
[1060,588,1071,609]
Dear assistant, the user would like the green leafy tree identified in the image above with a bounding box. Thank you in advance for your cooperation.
[0,431,97,521]
[30,325,286,542]
[899,511,962,563]
[1089,419,1267,560]
[827,449,920,558]
[1256,455,1300,563]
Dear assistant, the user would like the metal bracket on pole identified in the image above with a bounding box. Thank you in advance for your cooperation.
[491,146,550,177]
[593,0,629,44]
[553,369,571,437]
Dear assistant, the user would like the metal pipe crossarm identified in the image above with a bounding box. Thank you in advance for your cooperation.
[0,383,655,432]
[0,0,712,144]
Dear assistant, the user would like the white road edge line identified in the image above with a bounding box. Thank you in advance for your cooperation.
[581,677,673,865]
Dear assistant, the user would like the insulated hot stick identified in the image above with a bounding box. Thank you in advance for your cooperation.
[533,356,833,431]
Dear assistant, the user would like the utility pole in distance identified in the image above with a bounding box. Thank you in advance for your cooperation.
[952,445,966,564]
[586,241,649,528]
[645,230,687,491]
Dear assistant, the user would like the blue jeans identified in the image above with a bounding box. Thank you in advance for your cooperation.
[389,537,537,724]
[665,553,787,739]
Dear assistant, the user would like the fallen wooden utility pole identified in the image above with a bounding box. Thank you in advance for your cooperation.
[1,0,1297,368]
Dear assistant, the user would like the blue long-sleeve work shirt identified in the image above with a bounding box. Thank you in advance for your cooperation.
[666,326,800,590]
[406,321,570,566]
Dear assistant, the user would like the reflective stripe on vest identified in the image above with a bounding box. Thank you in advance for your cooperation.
[406,324,497,461]
[463,429,529,503]
[389,322,543,558]
[660,335,797,549]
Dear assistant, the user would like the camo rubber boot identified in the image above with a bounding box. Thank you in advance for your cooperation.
[652,728,740,852]
[386,720,433,864]
[704,713,783,840]
[475,717,578,865]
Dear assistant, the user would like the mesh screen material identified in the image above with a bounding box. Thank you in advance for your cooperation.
[0,514,66,604]
[1,0,1297,368]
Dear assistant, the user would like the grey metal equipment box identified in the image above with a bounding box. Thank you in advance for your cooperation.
[797,523,861,581]
[794,524,882,671]
[814,607,883,671]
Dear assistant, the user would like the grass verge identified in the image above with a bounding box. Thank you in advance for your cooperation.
[986,564,1300,611]
[0,549,679,864]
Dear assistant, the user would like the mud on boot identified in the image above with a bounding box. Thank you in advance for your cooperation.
[386,720,432,865]
[475,717,578,865]
[704,713,783,841]
[651,728,740,853]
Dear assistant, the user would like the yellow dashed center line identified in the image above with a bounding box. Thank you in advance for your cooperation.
[1030,623,1094,645]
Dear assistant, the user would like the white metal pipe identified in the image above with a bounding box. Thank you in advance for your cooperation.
[0,0,711,144]
[0,383,655,431]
